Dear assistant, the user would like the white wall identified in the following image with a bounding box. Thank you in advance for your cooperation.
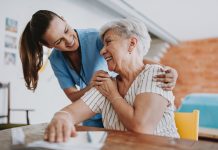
[124,0,218,41]
[0,0,120,124]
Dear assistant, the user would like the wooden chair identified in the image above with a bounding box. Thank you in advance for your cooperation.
[174,110,199,141]
[0,82,34,130]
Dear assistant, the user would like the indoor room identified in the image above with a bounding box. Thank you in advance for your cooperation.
[0,0,218,149]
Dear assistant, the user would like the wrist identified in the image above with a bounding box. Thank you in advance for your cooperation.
[55,110,72,121]
[108,95,123,103]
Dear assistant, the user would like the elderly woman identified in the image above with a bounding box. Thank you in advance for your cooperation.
[44,19,179,142]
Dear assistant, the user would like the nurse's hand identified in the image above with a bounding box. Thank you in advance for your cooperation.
[153,66,178,91]
[90,70,110,87]
[44,111,77,143]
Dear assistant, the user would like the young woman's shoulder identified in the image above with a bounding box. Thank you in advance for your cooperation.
[49,49,64,63]
[75,28,99,35]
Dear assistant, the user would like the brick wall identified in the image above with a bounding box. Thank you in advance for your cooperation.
[160,38,218,108]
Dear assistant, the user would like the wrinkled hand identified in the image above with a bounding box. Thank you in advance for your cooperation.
[153,66,178,91]
[95,73,120,99]
[90,70,110,87]
[44,112,77,143]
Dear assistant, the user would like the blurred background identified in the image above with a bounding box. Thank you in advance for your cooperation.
[0,0,217,131]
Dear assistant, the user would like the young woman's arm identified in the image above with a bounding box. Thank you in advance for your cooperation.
[64,86,92,102]
[64,70,110,102]
[143,58,178,91]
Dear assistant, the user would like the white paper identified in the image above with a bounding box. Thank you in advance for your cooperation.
[11,127,25,145]
[27,131,107,150]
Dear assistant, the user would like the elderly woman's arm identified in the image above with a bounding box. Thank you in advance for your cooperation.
[96,65,173,134]
[44,100,96,142]
[108,92,168,133]
[96,76,168,133]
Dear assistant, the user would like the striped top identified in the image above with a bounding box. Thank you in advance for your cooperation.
[81,64,179,138]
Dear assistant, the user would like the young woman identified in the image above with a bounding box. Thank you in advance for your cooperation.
[19,10,178,128]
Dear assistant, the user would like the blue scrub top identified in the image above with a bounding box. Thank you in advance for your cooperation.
[49,28,109,89]
[49,28,110,121]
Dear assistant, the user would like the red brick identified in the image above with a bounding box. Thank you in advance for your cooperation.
[160,38,218,108]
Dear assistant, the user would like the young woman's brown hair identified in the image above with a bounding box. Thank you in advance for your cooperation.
[19,10,61,90]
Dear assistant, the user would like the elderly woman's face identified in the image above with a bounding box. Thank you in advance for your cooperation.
[100,30,132,72]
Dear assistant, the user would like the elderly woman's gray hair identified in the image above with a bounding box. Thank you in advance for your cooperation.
[100,18,151,57]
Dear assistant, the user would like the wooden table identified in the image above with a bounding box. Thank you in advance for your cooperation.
[199,127,218,140]
[0,123,218,150]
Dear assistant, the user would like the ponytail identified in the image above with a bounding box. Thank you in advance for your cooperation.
[19,22,43,91]
[19,10,59,90]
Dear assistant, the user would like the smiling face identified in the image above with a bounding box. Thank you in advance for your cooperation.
[43,16,79,52]
[100,29,134,72]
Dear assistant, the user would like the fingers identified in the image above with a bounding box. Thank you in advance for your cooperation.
[153,68,176,83]
[44,127,49,140]
[94,70,110,78]
[154,71,174,79]
[96,76,108,81]
[70,125,77,137]
[63,123,72,142]
[91,71,110,86]
[161,65,172,72]
[94,76,112,86]
[157,82,175,91]
[56,122,63,142]
[44,123,72,143]
[153,67,177,90]
[153,75,174,83]
[161,66,178,79]
[153,74,165,78]
[48,125,56,142]
[44,115,74,143]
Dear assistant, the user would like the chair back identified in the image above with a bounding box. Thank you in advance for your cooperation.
[0,83,10,124]
[174,110,199,140]
[0,82,34,129]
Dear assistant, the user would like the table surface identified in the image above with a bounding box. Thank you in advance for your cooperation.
[1,123,218,150]
[199,127,218,140]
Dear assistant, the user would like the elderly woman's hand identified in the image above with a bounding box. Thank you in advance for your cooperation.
[95,73,120,99]
[153,66,178,91]
[90,70,110,87]
[44,111,77,143]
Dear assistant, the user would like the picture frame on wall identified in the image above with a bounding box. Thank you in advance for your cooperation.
[4,52,16,65]
[4,35,17,49]
[5,17,18,33]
